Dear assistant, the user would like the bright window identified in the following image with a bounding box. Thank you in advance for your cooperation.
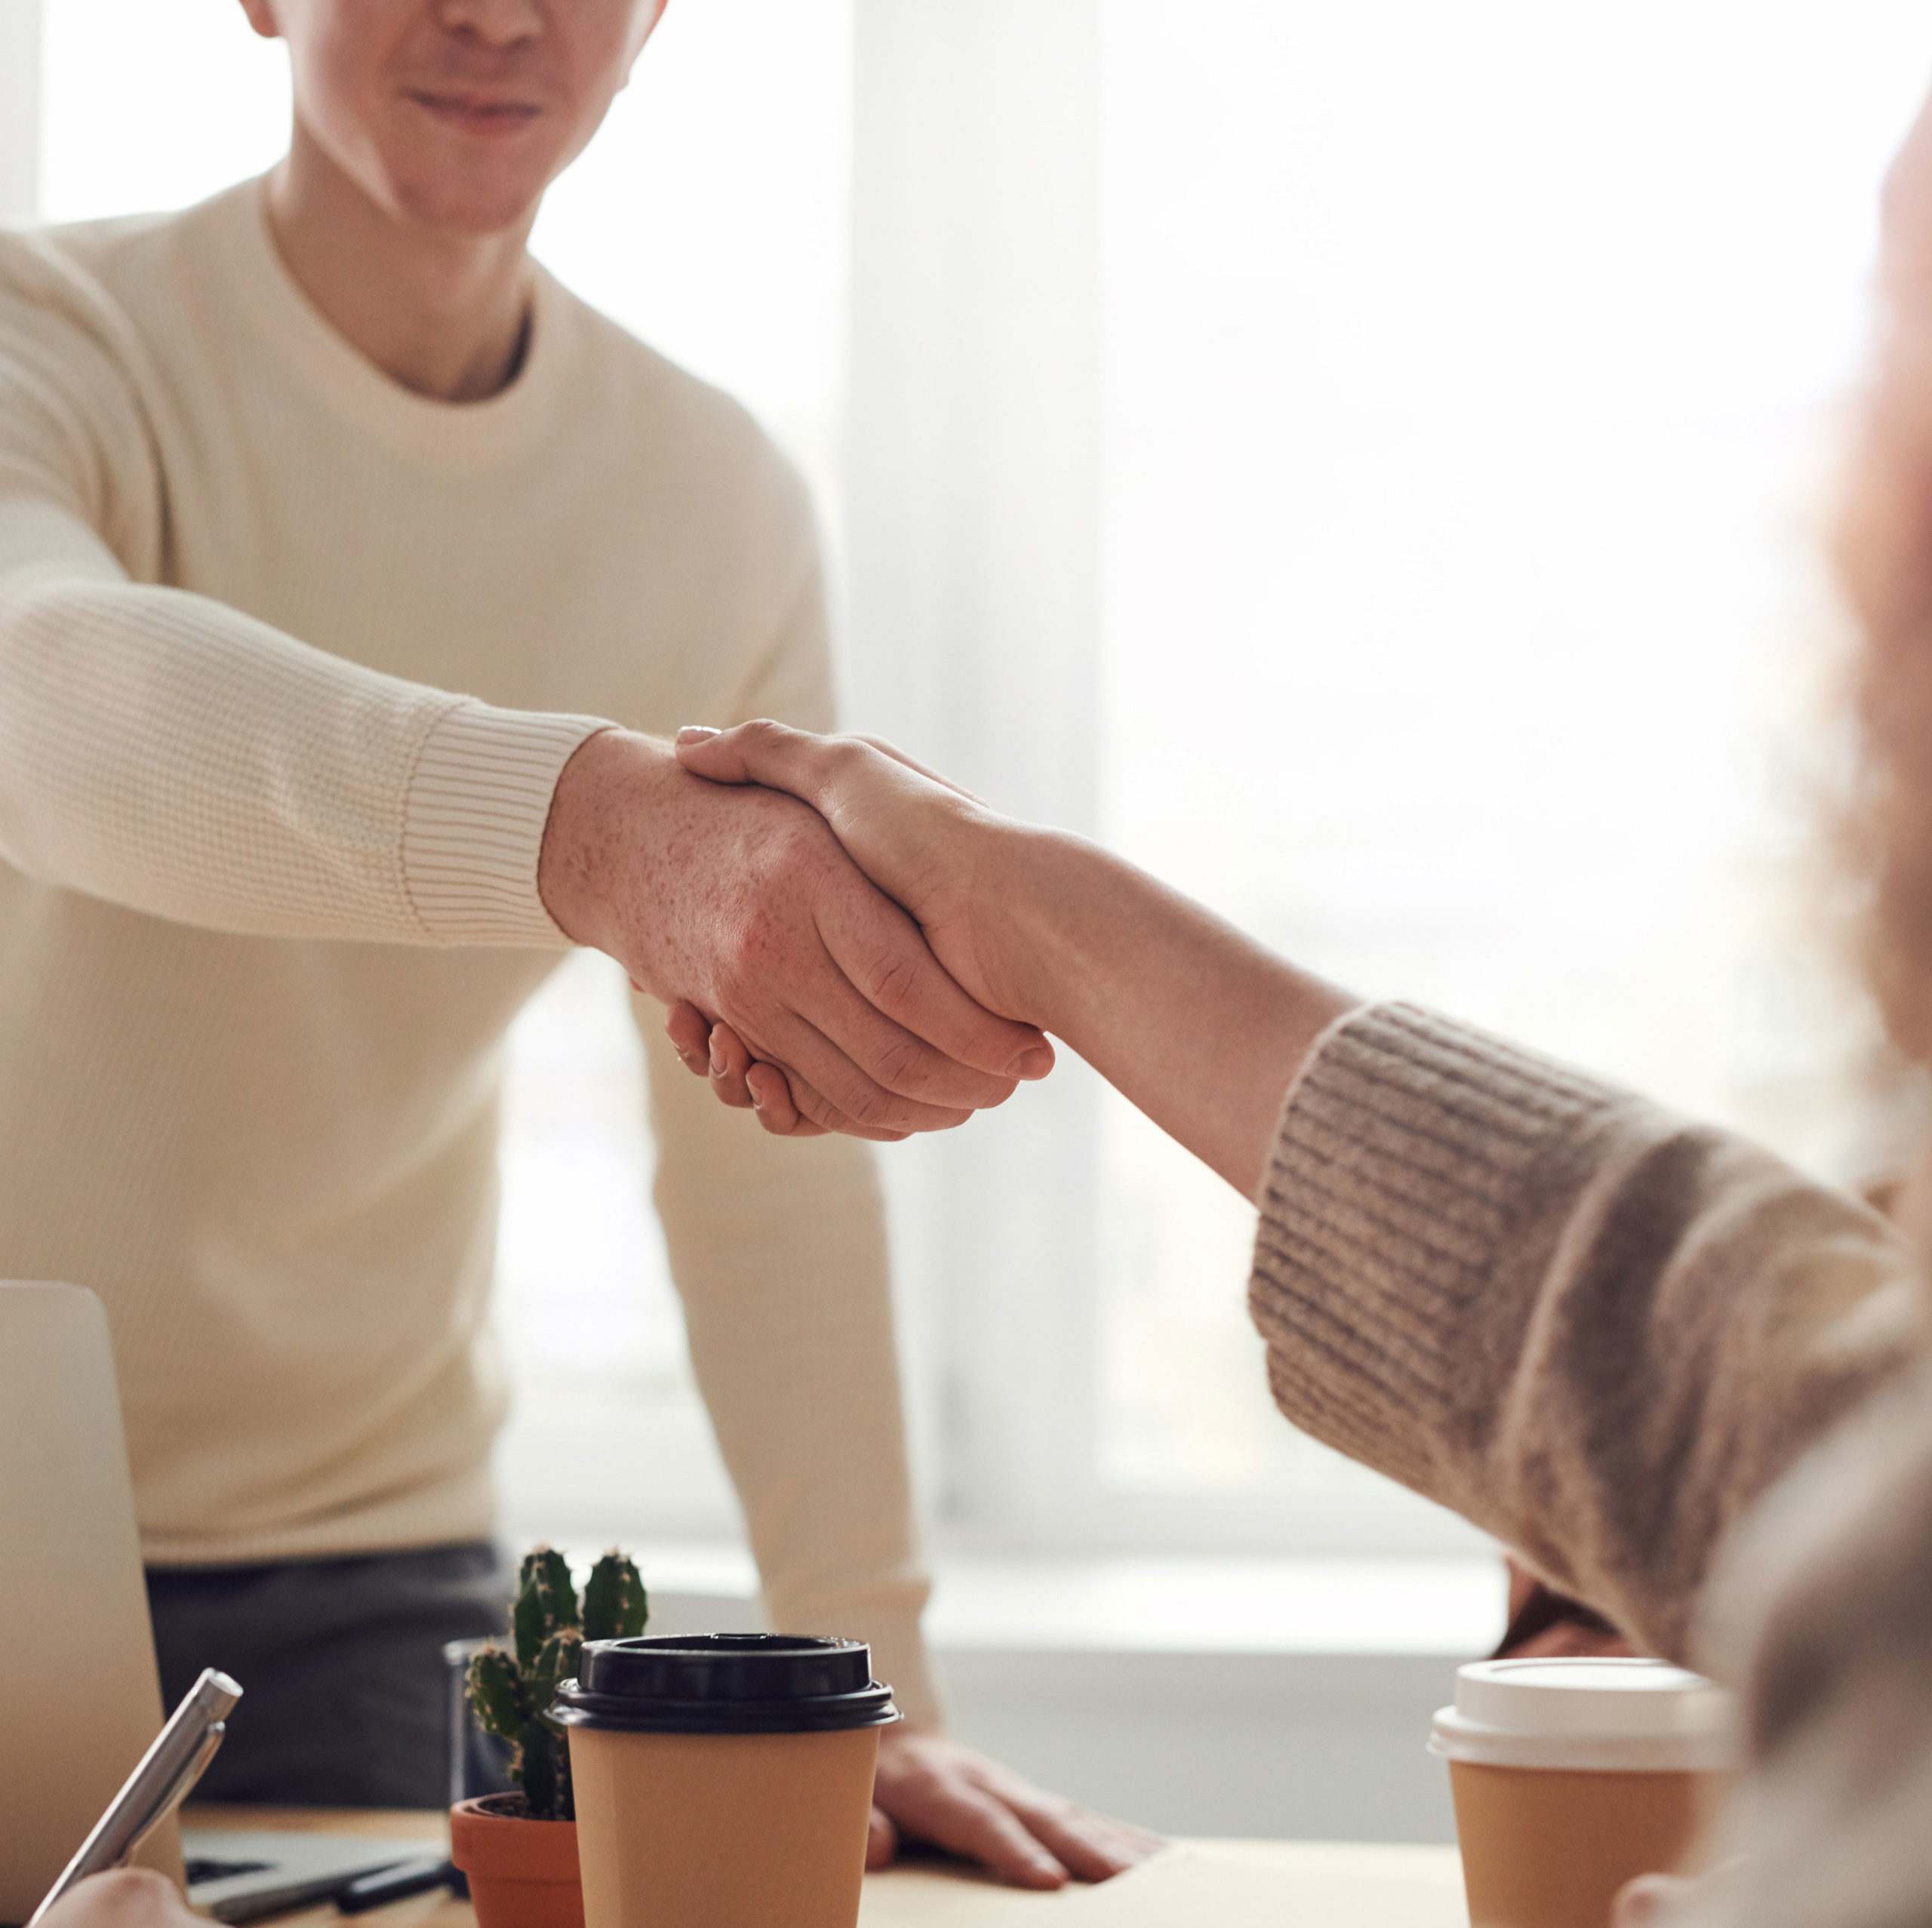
[1091,1,1932,1506]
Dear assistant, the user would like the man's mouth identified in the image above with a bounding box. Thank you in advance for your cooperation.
[406,91,543,137]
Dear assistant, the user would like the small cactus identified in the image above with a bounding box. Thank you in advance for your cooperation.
[582,1550,648,1642]
[466,1546,648,1821]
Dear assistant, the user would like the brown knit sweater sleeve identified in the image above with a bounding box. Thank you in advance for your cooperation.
[1249,1003,1925,1660]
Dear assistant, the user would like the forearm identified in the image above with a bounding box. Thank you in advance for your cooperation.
[1250,1004,1926,1658]
[0,510,605,942]
[987,826,1358,1198]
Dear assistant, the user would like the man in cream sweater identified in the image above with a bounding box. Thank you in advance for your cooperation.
[0,0,1148,1886]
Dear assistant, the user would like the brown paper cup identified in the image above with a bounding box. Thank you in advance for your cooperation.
[570,1725,879,1928]
[1432,1659,1737,1928]
[552,1633,900,1928]
[1447,1760,1721,1928]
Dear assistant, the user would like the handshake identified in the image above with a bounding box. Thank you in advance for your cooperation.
[540,720,1069,1142]
[539,719,1347,1194]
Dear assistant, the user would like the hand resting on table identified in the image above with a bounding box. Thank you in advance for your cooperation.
[869,1727,1161,1890]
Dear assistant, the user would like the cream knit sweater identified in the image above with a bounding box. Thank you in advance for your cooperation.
[0,180,937,1723]
[1254,1004,1932,1925]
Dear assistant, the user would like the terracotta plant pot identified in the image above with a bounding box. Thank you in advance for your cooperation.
[450,1794,585,1928]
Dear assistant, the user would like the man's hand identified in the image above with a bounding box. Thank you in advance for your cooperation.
[538,729,1051,1139]
[38,1871,202,1928]
[868,1727,1161,1890]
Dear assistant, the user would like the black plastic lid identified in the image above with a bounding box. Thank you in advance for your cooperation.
[549,1634,902,1735]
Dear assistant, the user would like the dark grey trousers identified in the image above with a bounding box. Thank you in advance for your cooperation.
[146,1542,512,1809]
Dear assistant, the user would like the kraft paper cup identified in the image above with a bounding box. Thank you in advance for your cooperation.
[1430,1657,1735,1928]
[552,1633,899,1928]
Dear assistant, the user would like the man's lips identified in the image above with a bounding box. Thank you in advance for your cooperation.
[406,91,543,137]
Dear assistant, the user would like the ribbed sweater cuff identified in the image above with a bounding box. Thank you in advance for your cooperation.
[400,701,614,946]
[1249,1002,1623,1492]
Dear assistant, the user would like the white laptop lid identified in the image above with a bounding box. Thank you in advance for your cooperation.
[0,1284,181,1924]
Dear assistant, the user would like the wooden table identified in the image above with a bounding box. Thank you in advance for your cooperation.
[185,1807,1467,1926]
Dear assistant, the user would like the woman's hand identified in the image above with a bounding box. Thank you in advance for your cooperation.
[672,724,1024,1013]
[1612,1875,1692,1926]
[36,1871,202,1928]
[1611,1859,1745,1926]
[666,724,1052,1133]
[670,719,1355,1195]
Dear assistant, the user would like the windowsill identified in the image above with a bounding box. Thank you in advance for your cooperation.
[613,1544,1508,1659]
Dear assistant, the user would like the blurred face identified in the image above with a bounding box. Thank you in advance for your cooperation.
[239,0,668,235]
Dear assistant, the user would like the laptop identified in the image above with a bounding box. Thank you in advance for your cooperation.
[0,1284,410,1925]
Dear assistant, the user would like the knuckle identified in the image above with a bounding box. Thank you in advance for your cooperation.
[839,1081,904,1132]
[716,915,779,992]
[741,718,792,757]
[869,1029,933,1096]
[860,948,927,1020]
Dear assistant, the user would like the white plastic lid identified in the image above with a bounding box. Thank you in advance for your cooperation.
[1429,1657,1736,1772]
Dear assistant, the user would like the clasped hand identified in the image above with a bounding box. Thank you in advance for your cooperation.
[537,729,1050,1139]
[654,722,1024,1136]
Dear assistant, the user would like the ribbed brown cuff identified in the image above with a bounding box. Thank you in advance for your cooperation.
[1248,1003,1623,1493]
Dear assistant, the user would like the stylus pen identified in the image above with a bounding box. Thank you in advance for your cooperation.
[28,1668,245,1928]
[335,1858,460,1913]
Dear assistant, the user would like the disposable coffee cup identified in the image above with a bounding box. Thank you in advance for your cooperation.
[1430,1657,1734,1928]
[552,1633,900,1928]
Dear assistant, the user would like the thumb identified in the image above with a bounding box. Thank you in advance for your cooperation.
[674,719,819,797]
[1611,1874,1694,1927]
[673,723,743,779]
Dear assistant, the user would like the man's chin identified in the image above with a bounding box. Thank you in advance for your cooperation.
[390,171,551,240]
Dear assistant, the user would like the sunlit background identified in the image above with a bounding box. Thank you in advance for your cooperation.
[27,0,1932,1560]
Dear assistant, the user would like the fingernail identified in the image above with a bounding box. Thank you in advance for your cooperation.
[1009,1045,1055,1080]
[709,1034,726,1076]
[749,1081,766,1109]
[677,724,721,744]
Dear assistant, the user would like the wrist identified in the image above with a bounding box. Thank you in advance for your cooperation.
[537,728,678,952]
[974,823,1106,1037]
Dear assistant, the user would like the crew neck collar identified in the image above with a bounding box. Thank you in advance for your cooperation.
[202,177,571,470]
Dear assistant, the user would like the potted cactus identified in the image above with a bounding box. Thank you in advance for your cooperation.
[450,1547,648,1928]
